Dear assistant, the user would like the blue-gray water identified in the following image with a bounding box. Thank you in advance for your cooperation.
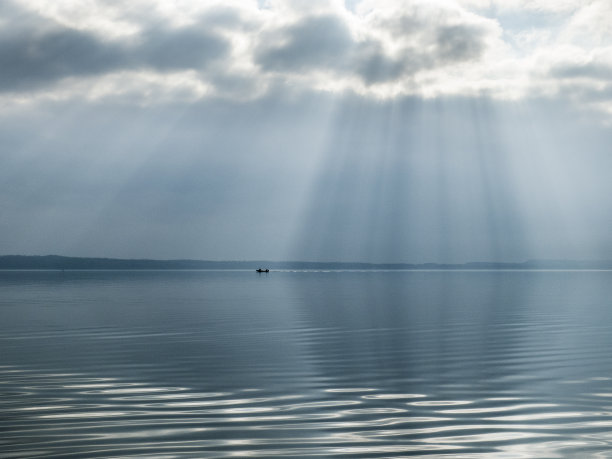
[2,270,612,458]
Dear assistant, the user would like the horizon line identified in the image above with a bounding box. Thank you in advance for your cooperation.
[1,254,611,266]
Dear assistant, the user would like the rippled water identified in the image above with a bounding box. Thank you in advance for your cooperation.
[2,270,612,457]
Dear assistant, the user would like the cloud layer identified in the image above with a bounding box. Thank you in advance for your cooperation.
[0,0,610,116]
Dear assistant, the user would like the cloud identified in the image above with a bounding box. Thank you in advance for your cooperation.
[458,0,582,13]
[0,0,610,120]
[0,24,126,91]
[435,23,488,62]
[353,41,407,84]
[550,59,612,81]
[255,14,354,73]
[254,3,498,88]
[0,2,229,92]
[561,1,612,46]
[138,26,229,71]
[1,0,502,97]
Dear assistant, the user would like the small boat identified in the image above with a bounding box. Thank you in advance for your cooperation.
[256,268,269,273]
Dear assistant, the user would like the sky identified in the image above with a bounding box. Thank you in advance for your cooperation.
[1,0,611,263]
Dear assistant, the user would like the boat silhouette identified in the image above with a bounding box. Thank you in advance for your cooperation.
[256,268,269,273]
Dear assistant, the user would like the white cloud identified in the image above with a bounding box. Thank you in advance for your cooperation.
[16,0,142,39]
[486,0,581,13]
[560,1,612,46]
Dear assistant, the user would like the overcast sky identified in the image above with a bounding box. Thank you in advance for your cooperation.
[1,0,611,263]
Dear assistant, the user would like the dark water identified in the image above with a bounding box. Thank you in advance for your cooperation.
[2,270,612,458]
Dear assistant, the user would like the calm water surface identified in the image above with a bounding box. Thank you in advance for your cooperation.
[1,270,612,457]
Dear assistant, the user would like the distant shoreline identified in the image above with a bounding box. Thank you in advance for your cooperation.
[1,255,611,271]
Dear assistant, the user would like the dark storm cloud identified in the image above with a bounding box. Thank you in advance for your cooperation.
[383,12,492,69]
[546,60,612,107]
[357,18,490,82]
[549,61,612,80]
[353,41,407,84]
[0,10,229,92]
[255,14,354,72]
[139,27,228,71]
[255,13,409,84]
[0,27,127,91]
[254,10,493,86]
[435,24,487,63]
[0,1,498,95]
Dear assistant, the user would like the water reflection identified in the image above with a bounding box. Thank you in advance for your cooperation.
[1,270,612,457]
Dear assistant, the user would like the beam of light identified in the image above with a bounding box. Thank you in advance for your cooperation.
[288,93,612,264]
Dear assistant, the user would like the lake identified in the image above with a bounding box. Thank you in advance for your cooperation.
[1,270,612,457]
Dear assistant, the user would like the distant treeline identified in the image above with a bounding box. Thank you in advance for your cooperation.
[1,255,612,270]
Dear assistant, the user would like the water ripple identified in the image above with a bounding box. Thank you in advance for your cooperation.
[3,365,612,457]
[3,270,612,457]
